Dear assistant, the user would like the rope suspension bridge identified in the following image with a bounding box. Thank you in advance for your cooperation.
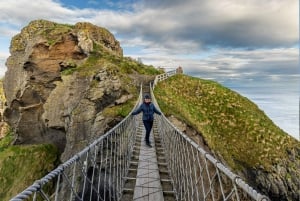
[10,70,270,201]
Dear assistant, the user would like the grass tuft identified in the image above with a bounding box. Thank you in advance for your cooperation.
[0,143,59,200]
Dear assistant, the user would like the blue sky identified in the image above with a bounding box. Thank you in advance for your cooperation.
[0,0,299,139]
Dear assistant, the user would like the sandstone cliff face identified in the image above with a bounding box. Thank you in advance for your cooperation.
[3,20,150,161]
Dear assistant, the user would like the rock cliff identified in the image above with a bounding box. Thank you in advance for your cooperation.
[3,19,159,161]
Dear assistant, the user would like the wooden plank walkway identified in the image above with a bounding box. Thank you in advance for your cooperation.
[133,121,164,201]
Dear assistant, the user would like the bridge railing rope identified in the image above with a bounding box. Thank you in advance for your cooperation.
[153,69,177,87]
[151,72,270,201]
[10,85,143,201]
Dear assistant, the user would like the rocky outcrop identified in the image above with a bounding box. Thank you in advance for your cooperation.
[244,149,300,201]
[74,22,123,56]
[3,20,139,160]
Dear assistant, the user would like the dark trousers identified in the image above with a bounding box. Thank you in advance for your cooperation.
[143,120,153,143]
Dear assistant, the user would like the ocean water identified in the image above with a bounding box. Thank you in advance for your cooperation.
[220,79,299,140]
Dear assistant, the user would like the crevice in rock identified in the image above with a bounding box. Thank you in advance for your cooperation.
[94,93,117,113]
[45,127,67,153]
[104,117,123,134]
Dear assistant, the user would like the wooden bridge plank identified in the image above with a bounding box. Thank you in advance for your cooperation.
[133,121,164,201]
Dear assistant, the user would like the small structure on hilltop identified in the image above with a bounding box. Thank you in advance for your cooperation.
[176,66,183,74]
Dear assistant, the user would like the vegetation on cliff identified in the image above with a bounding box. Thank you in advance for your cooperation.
[154,74,300,200]
[155,74,299,170]
[0,130,59,201]
[2,19,162,200]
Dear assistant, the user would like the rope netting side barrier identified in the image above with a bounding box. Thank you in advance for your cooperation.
[10,86,143,201]
[150,72,270,201]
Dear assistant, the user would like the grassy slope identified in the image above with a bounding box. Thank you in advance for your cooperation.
[0,132,59,200]
[154,74,299,170]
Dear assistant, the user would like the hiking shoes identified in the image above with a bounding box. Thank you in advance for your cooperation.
[146,142,152,148]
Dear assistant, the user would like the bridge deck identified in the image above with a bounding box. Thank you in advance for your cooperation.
[133,120,164,201]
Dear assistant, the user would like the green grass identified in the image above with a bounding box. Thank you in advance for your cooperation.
[0,142,59,200]
[38,21,73,46]
[81,42,162,76]
[0,128,13,152]
[154,74,300,171]
[11,20,74,51]
[103,98,137,117]
[61,41,162,78]
[0,129,59,200]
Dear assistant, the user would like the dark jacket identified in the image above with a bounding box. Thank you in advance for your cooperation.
[131,102,161,121]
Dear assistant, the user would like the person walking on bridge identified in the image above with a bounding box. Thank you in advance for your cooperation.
[131,94,161,147]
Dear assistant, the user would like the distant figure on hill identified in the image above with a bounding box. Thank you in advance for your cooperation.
[131,95,161,147]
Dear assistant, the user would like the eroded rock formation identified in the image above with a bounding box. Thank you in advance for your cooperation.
[3,20,144,160]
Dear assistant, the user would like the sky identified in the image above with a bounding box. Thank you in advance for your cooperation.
[0,0,299,139]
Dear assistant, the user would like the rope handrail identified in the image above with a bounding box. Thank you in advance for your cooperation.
[153,69,176,88]
[10,85,144,201]
[150,72,270,201]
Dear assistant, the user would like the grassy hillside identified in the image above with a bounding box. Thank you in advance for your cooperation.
[0,131,59,200]
[154,74,299,170]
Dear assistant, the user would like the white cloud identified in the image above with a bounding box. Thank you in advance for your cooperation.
[0,0,298,53]
[0,0,72,25]
[0,52,10,77]
[130,0,299,49]
[0,0,298,78]
[136,47,299,82]
[0,52,10,58]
